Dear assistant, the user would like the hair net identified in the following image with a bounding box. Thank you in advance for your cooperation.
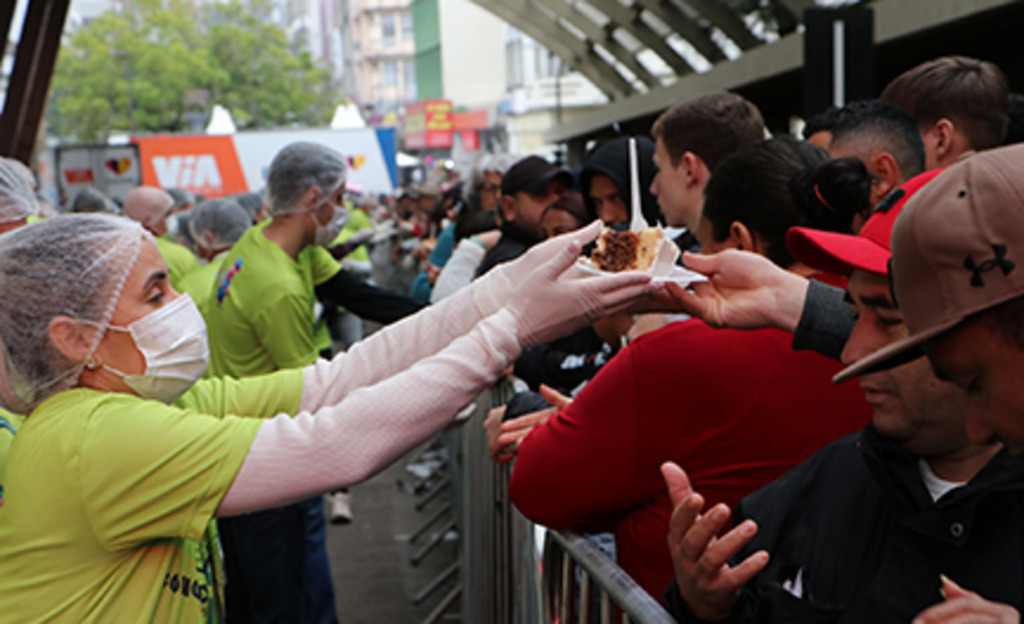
[123,186,174,229]
[0,214,148,408]
[190,198,251,251]
[70,187,121,214]
[0,157,39,223]
[167,187,196,209]
[233,191,265,219]
[266,142,347,217]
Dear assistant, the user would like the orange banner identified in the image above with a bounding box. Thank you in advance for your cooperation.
[133,135,247,197]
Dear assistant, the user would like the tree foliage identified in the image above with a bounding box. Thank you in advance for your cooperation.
[48,0,337,143]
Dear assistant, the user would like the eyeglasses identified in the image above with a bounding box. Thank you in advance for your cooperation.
[480,184,501,194]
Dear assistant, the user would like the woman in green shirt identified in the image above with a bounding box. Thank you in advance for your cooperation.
[0,213,654,622]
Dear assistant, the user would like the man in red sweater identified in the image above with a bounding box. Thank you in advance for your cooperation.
[507,299,871,598]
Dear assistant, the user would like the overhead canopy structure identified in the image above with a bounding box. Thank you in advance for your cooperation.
[464,0,1024,151]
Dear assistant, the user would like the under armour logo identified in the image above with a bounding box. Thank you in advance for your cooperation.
[964,244,1015,287]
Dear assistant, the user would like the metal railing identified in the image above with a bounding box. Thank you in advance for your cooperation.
[446,382,677,624]
[542,529,676,624]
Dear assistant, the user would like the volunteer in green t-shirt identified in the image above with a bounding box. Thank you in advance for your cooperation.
[177,198,251,319]
[123,186,200,291]
[0,212,654,622]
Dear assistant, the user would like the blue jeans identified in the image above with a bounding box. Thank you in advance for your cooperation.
[219,498,337,624]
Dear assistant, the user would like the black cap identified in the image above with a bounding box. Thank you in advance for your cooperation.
[501,156,574,196]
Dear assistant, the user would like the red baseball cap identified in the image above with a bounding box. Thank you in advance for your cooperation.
[786,169,943,277]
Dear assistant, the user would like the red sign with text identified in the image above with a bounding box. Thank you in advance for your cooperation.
[404,100,453,150]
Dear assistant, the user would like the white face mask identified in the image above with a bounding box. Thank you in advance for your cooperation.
[101,294,209,404]
[312,201,349,247]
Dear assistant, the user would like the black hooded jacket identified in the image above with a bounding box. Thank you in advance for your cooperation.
[579,137,663,227]
[665,425,1024,623]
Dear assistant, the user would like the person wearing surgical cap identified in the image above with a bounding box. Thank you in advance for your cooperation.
[0,157,39,234]
[0,204,654,621]
[176,198,251,315]
[122,186,199,290]
[69,187,121,215]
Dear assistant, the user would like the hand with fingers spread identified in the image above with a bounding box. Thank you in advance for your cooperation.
[502,220,604,286]
[664,251,809,333]
[505,240,656,348]
[912,577,1020,624]
[662,461,769,622]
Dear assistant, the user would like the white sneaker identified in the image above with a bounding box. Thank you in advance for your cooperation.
[329,491,352,524]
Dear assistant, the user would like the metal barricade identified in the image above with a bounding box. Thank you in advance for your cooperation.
[541,529,676,624]
[455,382,674,624]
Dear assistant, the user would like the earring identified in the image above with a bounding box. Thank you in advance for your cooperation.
[83,357,100,371]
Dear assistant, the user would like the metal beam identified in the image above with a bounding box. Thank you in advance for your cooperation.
[0,0,72,163]
[469,0,634,98]
[585,0,694,76]
[0,2,17,58]
[543,0,1021,143]
[533,0,662,88]
[682,0,761,50]
[630,0,726,63]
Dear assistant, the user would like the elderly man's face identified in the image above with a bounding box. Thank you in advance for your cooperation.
[926,315,1024,455]
[840,269,971,457]
[480,171,502,212]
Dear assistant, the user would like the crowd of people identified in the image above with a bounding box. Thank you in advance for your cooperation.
[0,52,1023,624]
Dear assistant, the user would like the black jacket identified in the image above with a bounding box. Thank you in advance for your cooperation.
[476,222,540,277]
[513,326,614,395]
[665,425,1024,623]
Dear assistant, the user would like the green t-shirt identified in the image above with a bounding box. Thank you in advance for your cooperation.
[0,370,302,623]
[177,257,226,319]
[332,207,373,263]
[156,237,201,292]
[0,409,24,508]
[205,221,341,378]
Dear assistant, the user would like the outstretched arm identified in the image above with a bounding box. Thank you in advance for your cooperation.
[220,243,656,516]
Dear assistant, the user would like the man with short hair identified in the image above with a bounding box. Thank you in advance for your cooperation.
[827,99,926,208]
[649,92,765,233]
[206,142,421,624]
[663,170,1024,623]
[123,186,199,290]
[882,55,1009,170]
[476,155,572,276]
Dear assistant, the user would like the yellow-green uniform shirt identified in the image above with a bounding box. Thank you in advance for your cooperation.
[0,409,24,508]
[177,256,227,320]
[156,237,200,293]
[205,221,341,378]
[0,370,303,623]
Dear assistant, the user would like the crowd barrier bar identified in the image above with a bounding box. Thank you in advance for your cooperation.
[455,382,675,624]
[542,529,677,624]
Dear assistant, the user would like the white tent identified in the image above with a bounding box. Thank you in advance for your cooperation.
[206,105,237,135]
[330,103,367,130]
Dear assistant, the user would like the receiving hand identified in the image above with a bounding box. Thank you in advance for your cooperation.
[505,240,655,348]
[664,251,810,333]
[912,577,1020,624]
[484,386,568,463]
[662,462,769,622]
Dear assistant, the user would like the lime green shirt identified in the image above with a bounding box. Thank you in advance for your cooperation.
[177,257,226,319]
[0,409,24,508]
[157,237,200,292]
[205,221,341,378]
[332,207,373,263]
[0,370,302,623]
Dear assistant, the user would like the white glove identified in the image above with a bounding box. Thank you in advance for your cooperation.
[504,219,603,286]
[505,239,654,348]
[471,220,605,319]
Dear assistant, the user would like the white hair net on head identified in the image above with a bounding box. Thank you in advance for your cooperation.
[0,214,147,408]
[189,198,251,251]
[0,158,39,223]
[266,142,347,217]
